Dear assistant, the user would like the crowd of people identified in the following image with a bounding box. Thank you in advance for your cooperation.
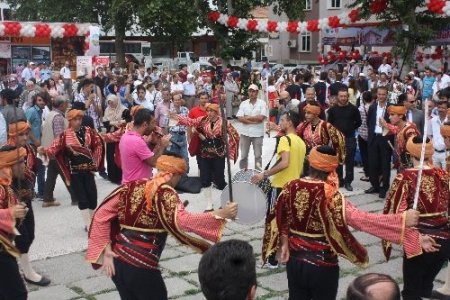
[0,55,449,300]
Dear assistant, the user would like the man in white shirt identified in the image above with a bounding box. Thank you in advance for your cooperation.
[132,85,154,111]
[182,74,196,110]
[362,60,373,77]
[59,61,72,100]
[21,62,36,83]
[236,84,268,171]
[170,74,184,96]
[430,101,449,168]
[432,71,450,99]
[377,57,392,76]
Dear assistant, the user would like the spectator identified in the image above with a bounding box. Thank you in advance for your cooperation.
[1,89,26,126]
[327,88,362,191]
[378,57,392,76]
[400,93,425,135]
[74,79,103,130]
[329,73,347,97]
[18,80,39,111]
[39,63,52,82]
[170,74,184,96]
[224,72,240,119]
[358,91,374,182]
[168,94,189,170]
[40,96,76,207]
[154,88,172,133]
[133,84,154,111]
[298,87,326,122]
[313,72,328,107]
[182,74,196,110]
[59,61,72,99]
[25,92,48,199]
[236,84,267,171]
[198,240,257,300]
[21,62,36,83]
[430,100,449,168]
[422,67,435,101]
[285,73,303,100]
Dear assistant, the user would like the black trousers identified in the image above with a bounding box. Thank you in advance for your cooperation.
[0,252,27,300]
[106,142,122,184]
[402,238,450,300]
[71,172,97,210]
[357,135,369,177]
[15,200,35,254]
[337,137,356,185]
[43,159,77,203]
[198,156,226,190]
[112,258,167,300]
[286,258,339,300]
[368,135,392,192]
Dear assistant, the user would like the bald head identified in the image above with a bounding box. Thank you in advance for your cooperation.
[279,91,290,100]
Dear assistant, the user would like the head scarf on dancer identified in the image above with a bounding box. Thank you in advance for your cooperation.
[144,154,187,211]
[0,146,27,186]
[406,136,434,160]
[308,145,340,198]
[7,121,30,145]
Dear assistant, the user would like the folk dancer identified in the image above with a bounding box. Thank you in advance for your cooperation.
[38,109,105,229]
[0,145,29,300]
[382,136,450,300]
[174,103,239,210]
[296,103,346,176]
[7,121,51,286]
[86,155,238,299]
[379,104,420,171]
[262,145,424,299]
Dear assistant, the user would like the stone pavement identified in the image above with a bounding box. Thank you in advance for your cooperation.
[24,133,447,299]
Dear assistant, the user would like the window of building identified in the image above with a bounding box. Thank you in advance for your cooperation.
[299,32,311,52]
[328,0,341,9]
[304,0,312,11]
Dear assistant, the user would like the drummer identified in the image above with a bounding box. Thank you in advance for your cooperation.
[251,111,306,268]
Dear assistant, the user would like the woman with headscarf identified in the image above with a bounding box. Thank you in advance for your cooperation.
[103,94,126,184]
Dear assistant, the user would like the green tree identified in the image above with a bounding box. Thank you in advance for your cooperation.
[349,0,450,71]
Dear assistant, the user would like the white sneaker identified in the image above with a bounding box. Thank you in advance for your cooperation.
[261,262,279,269]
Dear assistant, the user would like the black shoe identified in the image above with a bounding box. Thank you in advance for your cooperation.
[344,183,353,191]
[364,187,379,194]
[339,181,344,188]
[24,276,51,286]
[99,171,109,180]
[379,190,387,198]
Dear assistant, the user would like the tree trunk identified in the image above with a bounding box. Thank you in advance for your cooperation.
[115,20,126,67]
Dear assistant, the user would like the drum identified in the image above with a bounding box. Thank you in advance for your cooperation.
[220,169,270,225]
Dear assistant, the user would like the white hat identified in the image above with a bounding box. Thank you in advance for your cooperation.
[248,84,259,91]
[187,74,195,80]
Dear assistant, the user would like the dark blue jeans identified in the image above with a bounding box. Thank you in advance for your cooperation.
[168,132,189,172]
[35,158,45,198]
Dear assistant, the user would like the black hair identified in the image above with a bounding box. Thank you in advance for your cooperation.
[32,91,50,106]
[309,145,336,181]
[336,73,343,81]
[80,78,94,89]
[398,93,407,103]
[347,273,400,300]
[319,71,328,81]
[1,88,17,105]
[198,239,256,300]
[133,108,154,126]
[0,144,17,152]
[377,86,388,93]
[198,91,209,98]
[295,73,304,82]
[362,91,372,103]
[72,101,87,111]
[436,100,449,108]
[303,72,312,83]
[136,84,146,93]
[412,135,430,144]
[284,111,301,128]
[337,87,349,94]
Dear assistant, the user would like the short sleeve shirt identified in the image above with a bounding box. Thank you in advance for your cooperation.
[119,131,154,183]
[271,133,306,188]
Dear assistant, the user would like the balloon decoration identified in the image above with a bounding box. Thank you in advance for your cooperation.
[0,21,91,38]
[416,46,447,62]
[207,8,362,33]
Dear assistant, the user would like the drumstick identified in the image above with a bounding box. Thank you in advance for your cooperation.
[219,99,233,202]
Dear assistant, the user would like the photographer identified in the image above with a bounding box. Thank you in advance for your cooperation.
[74,79,103,131]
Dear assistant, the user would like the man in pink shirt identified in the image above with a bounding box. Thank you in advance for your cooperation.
[119,108,170,183]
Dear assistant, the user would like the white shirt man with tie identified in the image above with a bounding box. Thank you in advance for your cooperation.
[430,101,449,168]
[59,61,73,100]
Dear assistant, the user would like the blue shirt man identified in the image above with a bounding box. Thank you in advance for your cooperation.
[422,68,436,101]
[25,95,45,145]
